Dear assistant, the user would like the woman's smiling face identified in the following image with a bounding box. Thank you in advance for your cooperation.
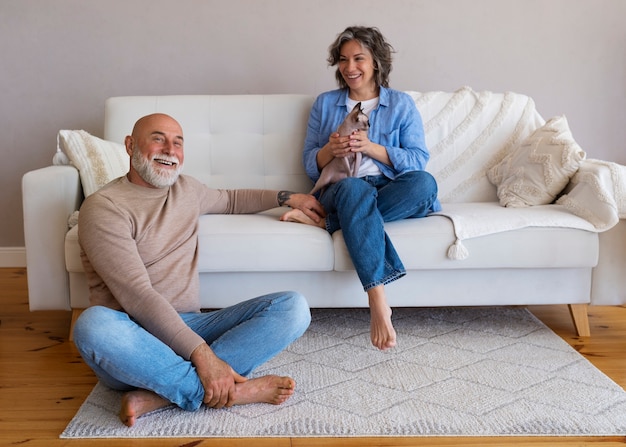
[338,39,377,95]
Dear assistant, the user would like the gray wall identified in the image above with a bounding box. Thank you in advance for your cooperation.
[2,0,625,248]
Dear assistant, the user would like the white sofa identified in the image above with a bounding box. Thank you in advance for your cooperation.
[22,87,626,338]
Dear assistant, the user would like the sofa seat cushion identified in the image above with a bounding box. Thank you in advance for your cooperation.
[65,225,82,273]
[333,206,599,271]
[66,204,598,275]
[65,208,335,273]
[195,209,333,272]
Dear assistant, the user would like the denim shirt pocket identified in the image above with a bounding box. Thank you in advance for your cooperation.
[379,128,400,147]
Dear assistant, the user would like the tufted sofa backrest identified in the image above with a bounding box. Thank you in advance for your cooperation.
[104,88,545,202]
[105,94,316,193]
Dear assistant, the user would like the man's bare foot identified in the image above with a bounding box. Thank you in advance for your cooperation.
[118,376,295,426]
[368,286,397,350]
[280,209,325,229]
[120,389,170,427]
[229,375,296,406]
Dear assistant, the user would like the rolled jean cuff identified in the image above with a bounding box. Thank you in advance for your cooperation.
[363,269,406,291]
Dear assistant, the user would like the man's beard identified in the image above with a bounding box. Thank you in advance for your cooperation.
[131,149,182,188]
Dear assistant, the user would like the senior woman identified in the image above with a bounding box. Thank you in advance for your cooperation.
[281,26,440,350]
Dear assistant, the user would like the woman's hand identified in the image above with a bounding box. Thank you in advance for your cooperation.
[348,130,391,166]
[318,130,392,169]
[316,132,351,169]
[328,132,353,158]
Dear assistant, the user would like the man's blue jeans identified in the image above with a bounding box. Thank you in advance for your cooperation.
[320,171,438,291]
[73,291,311,411]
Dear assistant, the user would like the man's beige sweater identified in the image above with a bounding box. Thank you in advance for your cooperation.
[78,175,280,360]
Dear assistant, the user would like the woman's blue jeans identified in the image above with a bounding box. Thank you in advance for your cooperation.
[73,291,311,411]
[320,171,438,291]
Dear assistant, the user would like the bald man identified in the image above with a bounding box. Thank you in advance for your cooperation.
[73,113,325,426]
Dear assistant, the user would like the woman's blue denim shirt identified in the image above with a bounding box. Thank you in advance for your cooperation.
[303,86,441,211]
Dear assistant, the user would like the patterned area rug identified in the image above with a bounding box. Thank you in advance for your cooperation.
[61,307,626,438]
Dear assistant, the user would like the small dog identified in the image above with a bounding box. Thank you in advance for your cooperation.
[310,102,370,196]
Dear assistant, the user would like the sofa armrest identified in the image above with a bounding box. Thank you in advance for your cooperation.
[592,218,626,305]
[22,165,83,311]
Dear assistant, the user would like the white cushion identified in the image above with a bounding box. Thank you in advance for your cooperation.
[57,130,129,197]
[557,159,626,231]
[66,204,597,274]
[487,115,586,207]
[196,209,334,272]
[332,209,598,271]
[64,208,335,274]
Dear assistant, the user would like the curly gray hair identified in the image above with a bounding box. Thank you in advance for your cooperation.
[327,26,395,89]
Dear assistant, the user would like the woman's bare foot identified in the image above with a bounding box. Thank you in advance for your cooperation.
[120,389,170,427]
[280,209,325,228]
[368,286,397,350]
[229,375,296,406]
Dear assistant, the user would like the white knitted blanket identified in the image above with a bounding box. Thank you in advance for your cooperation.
[431,203,598,260]
[409,88,626,260]
[432,160,626,260]
[557,159,626,231]
[408,87,544,203]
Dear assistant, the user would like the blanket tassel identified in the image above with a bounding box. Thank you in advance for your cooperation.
[447,238,469,260]
[53,133,70,165]
[52,148,69,166]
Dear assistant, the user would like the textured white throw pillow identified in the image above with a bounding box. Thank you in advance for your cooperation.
[487,115,586,207]
[57,130,129,197]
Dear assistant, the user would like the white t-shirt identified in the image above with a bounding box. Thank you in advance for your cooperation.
[346,97,382,177]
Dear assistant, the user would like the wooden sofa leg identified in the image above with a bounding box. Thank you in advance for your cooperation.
[69,308,84,342]
[568,304,591,337]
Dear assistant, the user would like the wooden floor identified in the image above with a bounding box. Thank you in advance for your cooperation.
[1,267,625,447]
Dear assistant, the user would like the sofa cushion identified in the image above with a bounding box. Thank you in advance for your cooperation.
[57,130,129,197]
[487,115,586,207]
[65,208,335,274]
[65,225,82,272]
[196,209,334,272]
[66,204,598,275]
[332,207,598,271]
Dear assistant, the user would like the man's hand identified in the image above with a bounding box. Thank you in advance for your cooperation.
[190,343,247,408]
[278,191,326,223]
